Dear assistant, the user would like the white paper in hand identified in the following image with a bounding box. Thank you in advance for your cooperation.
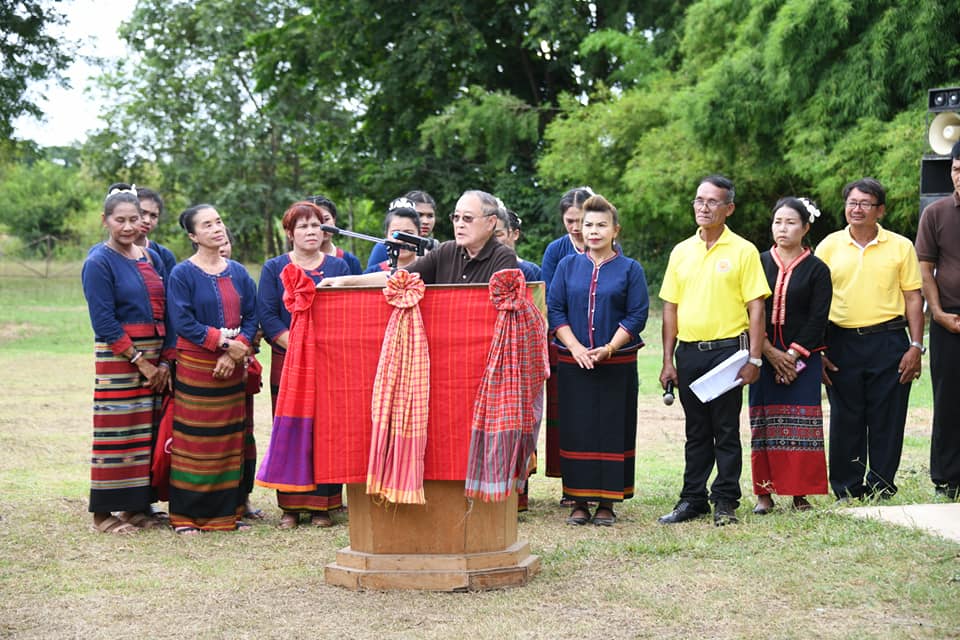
[689,349,750,403]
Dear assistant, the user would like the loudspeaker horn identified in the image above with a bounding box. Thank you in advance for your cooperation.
[929,112,960,155]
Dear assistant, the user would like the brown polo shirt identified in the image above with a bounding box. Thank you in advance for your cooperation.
[916,191,960,309]
[407,237,518,284]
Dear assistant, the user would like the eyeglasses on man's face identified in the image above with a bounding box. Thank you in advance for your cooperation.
[449,212,494,225]
[845,200,879,210]
[691,198,731,210]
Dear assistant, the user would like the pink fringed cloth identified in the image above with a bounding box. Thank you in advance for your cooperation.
[366,270,430,504]
[464,269,549,501]
[255,263,320,492]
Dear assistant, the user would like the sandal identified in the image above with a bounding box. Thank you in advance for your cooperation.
[235,521,253,532]
[565,505,591,526]
[118,511,164,529]
[92,515,139,535]
[310,512,334,528]
[278,512,300,530]
[243,508,266,520]
[593,507,617,527]
[793,496,813,511]
[149,505,170,521]
[175,526,202,536]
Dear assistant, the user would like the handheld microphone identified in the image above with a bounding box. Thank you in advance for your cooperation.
[390,231,434,255]
[320,224,341,235]
[663,381,675,406]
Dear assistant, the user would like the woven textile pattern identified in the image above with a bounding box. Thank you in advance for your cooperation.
[464,269,549,501]
[366,270,430,504]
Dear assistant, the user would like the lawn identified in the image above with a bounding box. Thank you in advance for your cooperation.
[0,262,956,639]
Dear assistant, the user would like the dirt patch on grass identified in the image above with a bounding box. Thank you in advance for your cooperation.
[0,322,37,343]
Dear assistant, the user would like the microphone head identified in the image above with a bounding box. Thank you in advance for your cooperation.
[320,224,340,234]
[663,380,675,405]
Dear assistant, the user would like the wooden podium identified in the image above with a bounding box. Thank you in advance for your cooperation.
[324,481,540,591]
[273,281,545,591]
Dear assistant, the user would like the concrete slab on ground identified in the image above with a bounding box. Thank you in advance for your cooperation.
[842,503,960,543]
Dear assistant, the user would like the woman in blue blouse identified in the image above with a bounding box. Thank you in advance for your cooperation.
[81,183,174,534]
[547,194,649,526]
[256,201,350,529]
[166,204,258,534]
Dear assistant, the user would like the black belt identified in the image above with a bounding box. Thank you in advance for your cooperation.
[678,333,748,352]
[833,317,907,336]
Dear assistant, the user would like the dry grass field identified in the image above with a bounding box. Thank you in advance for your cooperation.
[0,266,957,639]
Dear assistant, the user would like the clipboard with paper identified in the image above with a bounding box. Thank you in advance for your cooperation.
[689,349,749,403]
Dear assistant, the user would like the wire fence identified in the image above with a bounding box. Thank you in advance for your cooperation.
[0,235,82,278]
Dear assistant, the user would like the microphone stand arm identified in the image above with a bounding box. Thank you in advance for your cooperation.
[321,225,419,275]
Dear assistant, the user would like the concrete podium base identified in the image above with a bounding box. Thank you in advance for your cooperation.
[324,481,539,591]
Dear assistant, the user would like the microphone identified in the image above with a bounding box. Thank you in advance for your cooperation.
[320,224,341,234]
[390,231,435,254]
[662,381,675,406]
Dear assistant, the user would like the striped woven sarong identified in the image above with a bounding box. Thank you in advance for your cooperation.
[90,337,163,513]
[169,348,246,531]
[367,270,429,504]
[465,270,549,501]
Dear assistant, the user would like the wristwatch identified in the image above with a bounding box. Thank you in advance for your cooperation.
[786,348,799,360]
[748,357,763,368]
[909,340,926,355]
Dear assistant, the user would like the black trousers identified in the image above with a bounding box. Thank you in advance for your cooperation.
[825,326,911,498]
[676,344,744,509]
[930,311,960,490]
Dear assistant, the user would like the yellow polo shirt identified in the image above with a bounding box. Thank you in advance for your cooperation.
[814,224,922,328]
[660,226,770,341]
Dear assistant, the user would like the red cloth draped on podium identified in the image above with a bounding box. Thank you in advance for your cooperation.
[265,269,544,489]
[464,270,549,501]
[367,270,429,504]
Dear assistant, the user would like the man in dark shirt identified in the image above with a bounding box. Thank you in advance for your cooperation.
[916,140,960,500]
[320,189,517,287]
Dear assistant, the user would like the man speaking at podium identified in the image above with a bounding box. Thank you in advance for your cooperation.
[320,190,517,288]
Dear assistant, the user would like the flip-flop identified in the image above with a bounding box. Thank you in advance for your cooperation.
[278,513,300,530]
[235,521,253,532]
[243,509,266,520]
[565,507,591,526]
[310,513,334,528]
[118,511,164,529]
[592,508,617,526]
[92,515,139,535]
[174,526,202,536]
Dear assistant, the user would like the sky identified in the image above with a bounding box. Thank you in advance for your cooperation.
[12,0,137,147]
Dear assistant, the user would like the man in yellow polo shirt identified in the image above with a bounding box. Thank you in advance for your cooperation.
[815,177,924,500]
[658,175,770,526]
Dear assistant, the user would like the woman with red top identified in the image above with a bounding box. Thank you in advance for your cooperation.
[166,204,258,534]
[81,183,175,534]
[749,197,832,514]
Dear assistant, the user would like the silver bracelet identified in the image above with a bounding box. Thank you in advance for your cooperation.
[129,351,144,364]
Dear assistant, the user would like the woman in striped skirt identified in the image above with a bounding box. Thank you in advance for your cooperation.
[166,205,258,534]
[81,183,175,534]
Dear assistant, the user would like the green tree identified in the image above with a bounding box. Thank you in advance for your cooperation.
[0,0,73,140]
[539,0,960,285]
[83,0,345,260]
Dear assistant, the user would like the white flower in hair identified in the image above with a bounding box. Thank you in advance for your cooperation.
[580,185,595,196]
[798,197,821,224]
[389,197,417,211]
[108,183,138,197]
[495,196,506,211]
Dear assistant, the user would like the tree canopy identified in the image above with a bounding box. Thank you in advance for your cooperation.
[5,0,957,277]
